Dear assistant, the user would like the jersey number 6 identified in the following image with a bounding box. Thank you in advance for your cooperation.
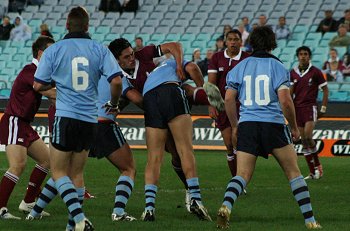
[72,57,89,91]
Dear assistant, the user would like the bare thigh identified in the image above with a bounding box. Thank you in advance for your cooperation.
[5,144,28,176]
[27,138,50,169]
[272,144,302,181]
[107,143,136,179]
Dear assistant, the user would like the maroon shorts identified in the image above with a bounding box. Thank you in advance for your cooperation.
[215,111,231,131]
[295,106,317,127]
[215,103,240,131]
[0,113,40,147]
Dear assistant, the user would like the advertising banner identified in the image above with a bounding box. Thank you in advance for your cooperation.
[0,113,349,157]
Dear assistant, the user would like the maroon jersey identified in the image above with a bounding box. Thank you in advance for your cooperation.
[208,49,250,98]
[290,64,327,108]
[128,45,162,93]
[5,60,42,122]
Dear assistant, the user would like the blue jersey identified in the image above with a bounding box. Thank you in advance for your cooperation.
[142,59,189,96]
[226,52,290,124]
[97,73,131,121]
[34,34,122,123]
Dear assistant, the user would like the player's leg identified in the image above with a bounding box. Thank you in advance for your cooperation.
[300,125,316,178]
[273,144,321,229]
[107,143,136,221]
[304,120,322,178]
[217,151,256,229]
[19,138,50,215]
[182,84,210,106]
[0,145,27,220]
[168,114,211,221]
[141,127,167,221]
[203,82,225,111]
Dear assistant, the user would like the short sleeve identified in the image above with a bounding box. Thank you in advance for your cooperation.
[135,45,159,62]
[101,47,123,82]
[273,64,290,90]
[34,49,53,85]
[122,76,134,97]
[225,68,239,91]
[208,52,218,73]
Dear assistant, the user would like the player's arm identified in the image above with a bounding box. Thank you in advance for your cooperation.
[33,81,54,92]
[207,56,219,118]
[225,89,238,128]
[319,84,329,117]
[125,89,143,109]
[109,75,122,106]
[159,42,185,80]
[225,89,238,148]
[185,62,204,87]
[277,86,300,141]
[39,88,56,102]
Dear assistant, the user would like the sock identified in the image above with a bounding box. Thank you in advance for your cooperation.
[24,164,49,203]
[55,176,84,223]
[304,153,315,174]
[310,148,321,167]
[290,176,316,224]
[145,184,157,211]
[113,175,134,215]
[67,187,85,230]
[30,177,57,217]
[0,171,19,208]
[222,176,246,210]
[193,88,209,105]
[172,162,188,189]
[186,177,202,205]
[227,149,237,177]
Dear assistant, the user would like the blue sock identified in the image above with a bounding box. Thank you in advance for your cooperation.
[113,176,134,215]
[145,184,157,211]
[186,177,202,205]
[67,187,85,230]
[222,176,246,210]
[290,176,316,224]
[30,177,57,217]
[55,176,85,223]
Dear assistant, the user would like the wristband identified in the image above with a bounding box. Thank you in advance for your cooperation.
[320,106,326,113]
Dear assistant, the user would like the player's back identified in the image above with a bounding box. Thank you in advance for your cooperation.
[226,53,290,124]
[143,59,187,95]
[36,37,121,123]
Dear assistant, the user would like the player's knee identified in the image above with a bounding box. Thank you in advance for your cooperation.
[36,161,50,170]
[8,163,26,176]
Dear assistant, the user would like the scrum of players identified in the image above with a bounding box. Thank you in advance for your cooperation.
[0,6,324,231]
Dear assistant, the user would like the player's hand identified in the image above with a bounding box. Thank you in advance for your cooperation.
[290,127,300,142]
[103,101,120,115]
[208,105,219,119]
[176,65,186,81]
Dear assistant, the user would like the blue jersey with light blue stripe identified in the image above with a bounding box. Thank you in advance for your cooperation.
[226,52,290,124]
[35,35,122,123]
[97,75,131,121]
[142,59,189,96]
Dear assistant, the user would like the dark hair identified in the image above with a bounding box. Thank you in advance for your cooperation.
[248,26,277,51]
[135,36,143,41]
[67,6,89,32]
[32,35,55,59]
[108,38,132,59]
[296,46,312,57]
[226,29,242,40]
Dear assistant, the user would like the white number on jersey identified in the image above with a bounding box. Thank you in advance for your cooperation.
[72,57,89,91]
[243,75,270,106]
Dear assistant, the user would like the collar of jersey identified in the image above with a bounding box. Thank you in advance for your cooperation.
[63,32,91,40]
[251,50,281,63]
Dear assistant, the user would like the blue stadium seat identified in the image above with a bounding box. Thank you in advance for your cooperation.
[163,12,178,19]
[286,40,303,48]
[165,33,181,41]
[140,26,155,34]
[145,19,160,27]
[125,25,141,34]
[186,26,201,34]
[149,12,164,20]
[159,18,175,27]
[327,83,340,91]
[96,26,110,34]
[329,91,348,101]
[154,26,170,34]
[339,84,350,91]
[181,34,196,41]
[120,12,135,20]
[154,4,168,12]
[0,88,11,98]
[175,19,189,27]
[136,34,150,43]
[168,5,183,12]
[169,25,185,34]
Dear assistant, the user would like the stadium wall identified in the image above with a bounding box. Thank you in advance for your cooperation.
[0,113,349,157]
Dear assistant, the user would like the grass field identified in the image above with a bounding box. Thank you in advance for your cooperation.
[0,150,349,231]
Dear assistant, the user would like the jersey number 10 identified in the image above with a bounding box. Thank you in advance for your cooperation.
[72,57,89,91]
[243,75,271,106]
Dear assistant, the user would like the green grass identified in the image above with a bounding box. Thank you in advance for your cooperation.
[0,150,349,231]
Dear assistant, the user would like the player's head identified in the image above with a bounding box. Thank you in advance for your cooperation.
[32,35,55,60]
[108,38,136,70]
[66,6,89,33]
[296,46,312,66]
[248,26,277,52]
[225,29,242,54]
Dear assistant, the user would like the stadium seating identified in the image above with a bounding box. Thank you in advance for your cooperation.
[1,0,350,102]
